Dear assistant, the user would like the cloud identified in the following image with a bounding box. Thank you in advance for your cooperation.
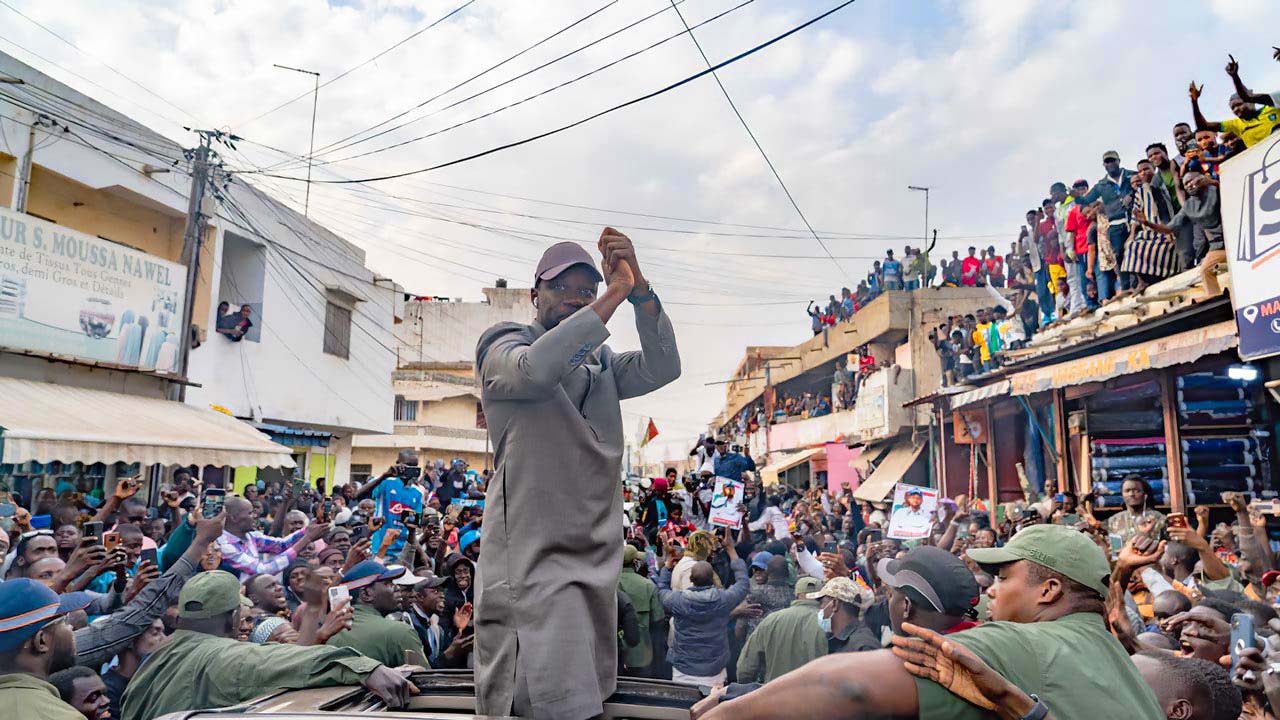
[6,0,1280,461]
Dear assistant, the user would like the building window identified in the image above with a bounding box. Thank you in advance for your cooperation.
[394,395,417,422]
[323,301,351,358]
[351,464,373,484]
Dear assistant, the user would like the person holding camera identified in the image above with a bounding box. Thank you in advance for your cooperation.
[355,449,424,559]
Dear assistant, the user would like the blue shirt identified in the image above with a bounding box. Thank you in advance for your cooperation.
[713,452,757,482]
[371,478,424,556]
[882,259,903,283]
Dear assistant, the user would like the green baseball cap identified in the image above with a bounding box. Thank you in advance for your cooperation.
[623,545,641,566]
[795,576,823,597]
[178,570,252,619]
[966,524,1111,598]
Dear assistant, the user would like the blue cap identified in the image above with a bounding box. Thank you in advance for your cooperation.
[459,529,481,554]
[750,551,774,570]
[340,560,405,592]
[0,580,92,652]
[905,487,924,497]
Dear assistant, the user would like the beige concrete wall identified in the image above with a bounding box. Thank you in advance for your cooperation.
[350,446,489,474]
[421,394,479,428]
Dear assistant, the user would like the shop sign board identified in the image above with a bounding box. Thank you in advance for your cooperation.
[1008,321,1238,396]
[1221,130,1280,360]
[0,206,187,374]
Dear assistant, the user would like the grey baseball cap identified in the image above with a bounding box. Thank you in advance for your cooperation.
[534,242,603,285]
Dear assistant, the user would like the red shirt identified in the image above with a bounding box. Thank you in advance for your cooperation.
[960,256,982,286]
[1065,205,1091,257]
[983,256,1004,280]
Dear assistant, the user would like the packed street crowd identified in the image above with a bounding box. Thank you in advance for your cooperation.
[2,35,1279,720]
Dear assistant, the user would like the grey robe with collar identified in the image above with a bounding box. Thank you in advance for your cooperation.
[474,302,680,720]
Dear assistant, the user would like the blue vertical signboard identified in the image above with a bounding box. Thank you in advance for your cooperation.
[1221,131,1280,360]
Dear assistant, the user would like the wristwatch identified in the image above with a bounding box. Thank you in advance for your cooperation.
[1021,695,1049,720]
[627,282,657,305]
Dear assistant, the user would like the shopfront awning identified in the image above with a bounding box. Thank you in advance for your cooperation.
[0,378,296,468]
[251,423,331,448]
[853,442,926,502]
[759,447,825,486]
[949,381,1011,410]
[1005,320,1238,396]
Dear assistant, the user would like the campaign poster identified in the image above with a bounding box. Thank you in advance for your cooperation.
[707,477,745,529]
[1220,128,1280,360]
[887,482,938,540]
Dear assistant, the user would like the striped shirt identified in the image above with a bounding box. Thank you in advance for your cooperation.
[218,529,303,579]
[1122,183,1177,278]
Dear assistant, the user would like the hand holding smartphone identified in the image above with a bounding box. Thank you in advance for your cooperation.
[201,489,226,519]
[327,585,353,629]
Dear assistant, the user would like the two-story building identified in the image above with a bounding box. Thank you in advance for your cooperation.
[350,285,531,482]
[0,51,398,501]
[710,287,1000,501]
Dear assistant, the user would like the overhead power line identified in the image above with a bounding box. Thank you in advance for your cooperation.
[247,0,860,185]
[233,0,479,129]
[303,0,622,159]
[666,0,853,283]
[269,0,754,171]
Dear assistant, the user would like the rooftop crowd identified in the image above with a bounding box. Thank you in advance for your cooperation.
[815,52,1280,387]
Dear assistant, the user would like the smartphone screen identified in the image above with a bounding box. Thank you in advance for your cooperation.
[322,500,333,522]
[327,585,352,628]
[202,489,226,519]
[140,548,159,567]
[400,510,418,527]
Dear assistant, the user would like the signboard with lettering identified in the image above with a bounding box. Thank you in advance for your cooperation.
[0,206,186,373]
[1221,130,1280,360]
[1007,321,1237,395]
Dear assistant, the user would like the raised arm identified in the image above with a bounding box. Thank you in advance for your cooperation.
[1189,82,1223,133]
[1226,55,1276,107]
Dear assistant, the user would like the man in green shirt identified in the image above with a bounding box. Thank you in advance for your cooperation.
[122,571,416,720]
[617,544,664,677]
[699,524,1164,719]
[325,560,426,668]
[736,577,827,683]
[0,578,92,720]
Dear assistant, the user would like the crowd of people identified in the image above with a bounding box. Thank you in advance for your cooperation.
[0,451,490,720]
[622,451,1280,720]
[817,52,1280,379]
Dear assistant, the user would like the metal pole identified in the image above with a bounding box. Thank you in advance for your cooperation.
[273,64,320,217]
[175,137,211,401]
[15,113,40,212]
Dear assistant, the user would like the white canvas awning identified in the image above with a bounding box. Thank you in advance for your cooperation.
[853,442,926,502]
[759,447,825,486]
[0,378,296,468]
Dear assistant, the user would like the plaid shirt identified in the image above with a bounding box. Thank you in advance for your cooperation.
[218,529,303,579]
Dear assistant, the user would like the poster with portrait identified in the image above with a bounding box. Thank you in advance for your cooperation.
[707,477,745,529]
[887,482,938,540]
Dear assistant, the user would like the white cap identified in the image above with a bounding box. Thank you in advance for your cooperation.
[388,565,427,586]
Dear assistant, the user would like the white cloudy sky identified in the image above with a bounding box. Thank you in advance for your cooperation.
[4,0,1279,461]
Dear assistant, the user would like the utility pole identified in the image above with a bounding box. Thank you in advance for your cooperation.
[14,111,50,212]
[908,185,929,247]
[174,133,212,401]
[273,64,320,217]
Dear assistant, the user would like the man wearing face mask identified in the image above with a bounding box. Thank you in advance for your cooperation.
[0,578,92,719]
[475,230,680,719]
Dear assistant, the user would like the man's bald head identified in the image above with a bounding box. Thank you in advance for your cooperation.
[689,561,716,588]
[224,496,257,534]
